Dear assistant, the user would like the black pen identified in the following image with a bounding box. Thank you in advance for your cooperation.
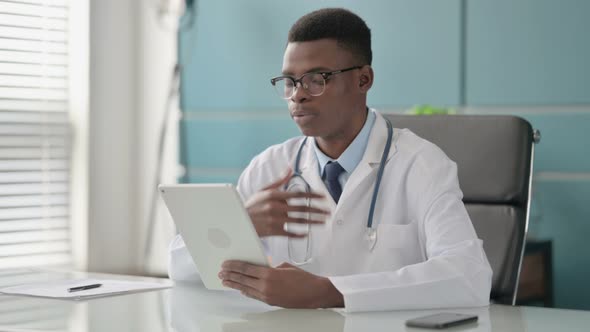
[68,283,102,292]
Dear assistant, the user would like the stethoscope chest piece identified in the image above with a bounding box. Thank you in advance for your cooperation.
[366,228,377,251]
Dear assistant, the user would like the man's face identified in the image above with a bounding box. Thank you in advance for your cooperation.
[281,39,366,140]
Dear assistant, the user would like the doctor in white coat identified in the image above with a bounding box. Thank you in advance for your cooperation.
[169,8,492,312]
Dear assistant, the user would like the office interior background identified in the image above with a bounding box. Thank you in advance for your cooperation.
[0,0,588,314]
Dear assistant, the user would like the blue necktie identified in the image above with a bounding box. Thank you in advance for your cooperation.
[324,161,345,203]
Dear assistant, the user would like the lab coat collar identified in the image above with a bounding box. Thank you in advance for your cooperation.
[337,111,397,206]
[298,110,396,172]
[364,111,397,166]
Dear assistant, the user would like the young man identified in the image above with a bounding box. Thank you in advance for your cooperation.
[169,8,492,312]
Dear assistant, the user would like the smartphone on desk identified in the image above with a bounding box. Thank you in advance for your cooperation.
[405,313,478,329]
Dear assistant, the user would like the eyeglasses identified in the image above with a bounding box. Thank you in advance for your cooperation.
[270,66,362,100]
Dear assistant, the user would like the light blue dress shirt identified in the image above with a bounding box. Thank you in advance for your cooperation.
[313,109,376,189]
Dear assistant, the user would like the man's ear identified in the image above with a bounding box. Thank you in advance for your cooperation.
[358,66,374,93]
[360,76,369,86]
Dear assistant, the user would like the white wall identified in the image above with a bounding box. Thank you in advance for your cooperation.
[70,0,90,270]
[89,0,177,275]
[136,1,180,276]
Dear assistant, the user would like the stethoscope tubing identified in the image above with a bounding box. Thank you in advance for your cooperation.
[285,117,393,263]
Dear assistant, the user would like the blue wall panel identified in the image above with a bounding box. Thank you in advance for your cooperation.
[466,0,590,105]
[179,0,462,111]
[180,115,299,169]
[514,112,590,172]
[179,0,462,184]
[185,173,242,185]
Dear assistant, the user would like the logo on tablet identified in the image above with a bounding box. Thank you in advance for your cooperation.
[207,228,231,249]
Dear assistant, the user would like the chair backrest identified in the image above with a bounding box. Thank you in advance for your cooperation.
[383,114,535,305]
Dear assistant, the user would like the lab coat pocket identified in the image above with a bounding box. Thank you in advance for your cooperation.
[366,223,420,272]
[375,223,416,250]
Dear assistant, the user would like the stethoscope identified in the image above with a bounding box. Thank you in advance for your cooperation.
[284,118,394,265]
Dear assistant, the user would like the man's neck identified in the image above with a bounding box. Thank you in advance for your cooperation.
[316,108,368,159]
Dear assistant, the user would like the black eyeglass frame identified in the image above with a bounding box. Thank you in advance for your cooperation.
[270,65,363,99]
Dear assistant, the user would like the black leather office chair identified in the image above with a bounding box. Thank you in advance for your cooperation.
[383,114,540,305]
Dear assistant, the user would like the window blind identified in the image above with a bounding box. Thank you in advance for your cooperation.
[0,0,73,269]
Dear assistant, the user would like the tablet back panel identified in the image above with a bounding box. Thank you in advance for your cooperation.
[159,184,269,290]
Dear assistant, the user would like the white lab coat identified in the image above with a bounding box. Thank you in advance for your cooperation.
[169,110,492,312]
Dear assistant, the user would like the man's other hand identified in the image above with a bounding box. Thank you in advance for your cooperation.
[219,260,344,309]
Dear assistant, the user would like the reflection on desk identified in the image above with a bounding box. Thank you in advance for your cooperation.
[170,281,588,332]
[171,281,350,332]
[0,270,588,332]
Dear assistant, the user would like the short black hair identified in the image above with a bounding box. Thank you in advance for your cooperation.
[288,8,372,65]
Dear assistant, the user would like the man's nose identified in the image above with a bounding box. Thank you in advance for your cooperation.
[290,81,309,103]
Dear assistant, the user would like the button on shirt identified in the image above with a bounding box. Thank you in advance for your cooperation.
[313,109,377,192]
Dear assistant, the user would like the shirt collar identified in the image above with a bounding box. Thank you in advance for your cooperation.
[313,108,377,177]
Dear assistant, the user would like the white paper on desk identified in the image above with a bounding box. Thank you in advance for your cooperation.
[0,278,172,300]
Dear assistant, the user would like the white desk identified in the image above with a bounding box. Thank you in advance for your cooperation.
[0,269,588,332]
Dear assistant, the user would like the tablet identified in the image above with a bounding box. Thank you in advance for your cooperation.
[159,183,269,290]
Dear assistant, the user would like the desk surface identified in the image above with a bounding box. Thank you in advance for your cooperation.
[0,269,588,332]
